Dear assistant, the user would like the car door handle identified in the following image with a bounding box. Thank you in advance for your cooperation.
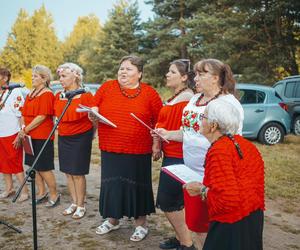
[255,109,264,113]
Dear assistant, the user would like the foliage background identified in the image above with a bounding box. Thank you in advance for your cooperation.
[0,0,299,87]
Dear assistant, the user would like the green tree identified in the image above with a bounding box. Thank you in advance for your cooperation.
[85,0,142,82]
[0,6,62,84]
[142,0,201,86]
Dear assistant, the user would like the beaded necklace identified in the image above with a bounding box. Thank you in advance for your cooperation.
[165,87,188,104]
[195,90,222,107]
[28,86,46,100]
[119,83,141,99]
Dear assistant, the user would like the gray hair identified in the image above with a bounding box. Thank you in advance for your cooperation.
[57,63,83,85]
[32,65,52,87]
[206,98,240,135]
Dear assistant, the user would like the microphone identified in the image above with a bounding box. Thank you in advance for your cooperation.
[1,83,25,90]
[60,87,89,99]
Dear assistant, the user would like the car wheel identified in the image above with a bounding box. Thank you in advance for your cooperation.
[258,122,284,145]
[293,116,300,136]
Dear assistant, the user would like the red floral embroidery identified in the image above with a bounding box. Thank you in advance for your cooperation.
[14,103,19,108]
[183,111,189,117]
[17,96,22,101]
[191,113,197,119]
[183,119,190,127]
[193,122,200,132]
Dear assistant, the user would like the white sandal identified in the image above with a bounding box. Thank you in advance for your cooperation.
[62,203,77,216]
[72,206,86,219]
[95,220,120,235]
[130,226,148,242]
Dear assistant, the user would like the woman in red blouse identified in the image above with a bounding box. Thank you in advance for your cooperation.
[185,98,264,250]
[19,65,59,207]
[54,63,94,219]
[93,55,162,242]
[155,59,195,250]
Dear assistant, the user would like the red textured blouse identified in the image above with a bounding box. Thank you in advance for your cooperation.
[203,135,265,223]
[94,80,162,154]
[156,101,188,158]
[22,91,54,140]
[54,92,94,136]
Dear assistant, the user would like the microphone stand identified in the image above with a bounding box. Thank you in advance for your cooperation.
[12,96,74,250]
[0,88,22,233]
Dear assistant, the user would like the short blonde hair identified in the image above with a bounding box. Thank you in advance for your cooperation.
[32,65,52,87]
[57,63,83,85]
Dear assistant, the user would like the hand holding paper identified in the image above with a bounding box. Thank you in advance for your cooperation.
[76,104,117,128]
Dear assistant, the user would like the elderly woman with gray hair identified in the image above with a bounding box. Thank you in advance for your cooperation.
[19,65,59,207]
[54,63,94,219]
[185,98,265,250]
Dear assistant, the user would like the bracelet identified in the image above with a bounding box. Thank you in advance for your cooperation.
[200,186,208,200]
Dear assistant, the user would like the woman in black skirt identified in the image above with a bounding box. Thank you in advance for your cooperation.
[19,65,59,206]
[54,63,95,219]
[154,59,195,249]
[92,55,162,241]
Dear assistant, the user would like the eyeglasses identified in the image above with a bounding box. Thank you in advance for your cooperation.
[180,59,191,72]
[199,113,208,120]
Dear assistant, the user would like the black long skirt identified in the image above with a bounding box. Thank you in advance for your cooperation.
[99,151,155,219]
[25,139,54,171]
[203,210,264,250]
[156,157,184,212]
[58,129,93,175]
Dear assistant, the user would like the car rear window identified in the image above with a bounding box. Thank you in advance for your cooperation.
[238,89,266,104]
[284,81,297,98]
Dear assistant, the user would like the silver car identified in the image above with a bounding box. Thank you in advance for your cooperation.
[237,83,291,145]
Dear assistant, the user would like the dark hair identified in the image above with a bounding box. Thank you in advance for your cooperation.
[119,55,144,81]
[170,59,195,90]
[0,68,11,84]
[194,59,236,94]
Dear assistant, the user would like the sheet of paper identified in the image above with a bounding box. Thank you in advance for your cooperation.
[162,164,203,184]
[130,113,169,143]
[77,104,117,128]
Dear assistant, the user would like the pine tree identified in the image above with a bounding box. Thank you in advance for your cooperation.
[85,0,142,82]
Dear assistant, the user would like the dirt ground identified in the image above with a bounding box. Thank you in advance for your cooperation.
[0,162,300,250]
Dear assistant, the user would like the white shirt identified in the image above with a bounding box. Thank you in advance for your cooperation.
[0,88,24,137]
[182,93,244,175]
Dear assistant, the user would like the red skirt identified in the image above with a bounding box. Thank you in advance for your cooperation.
[0,133,23,174]
[183,188,209,233]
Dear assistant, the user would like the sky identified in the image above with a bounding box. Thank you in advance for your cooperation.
[0,0,154,49]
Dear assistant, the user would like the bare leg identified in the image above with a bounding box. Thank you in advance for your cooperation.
[3,174,13,192]
[135,216,146,227]
[15,172,29,194]
[72,175,86,207]
[66,174,77,204]
[194,232,207,250]
[39,171,58,201]
[35,172,46,197]
[165,209,193,246]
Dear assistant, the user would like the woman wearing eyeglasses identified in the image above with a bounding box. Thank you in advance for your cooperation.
[184,99,264,250]
[155,59,195,250]
[155,59,244,249]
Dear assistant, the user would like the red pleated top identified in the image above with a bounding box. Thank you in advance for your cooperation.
[94,80,162,154]
[54,92,94,136]
[22,91,54,140]
[203,135,265,223]
[156,101,188,158]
